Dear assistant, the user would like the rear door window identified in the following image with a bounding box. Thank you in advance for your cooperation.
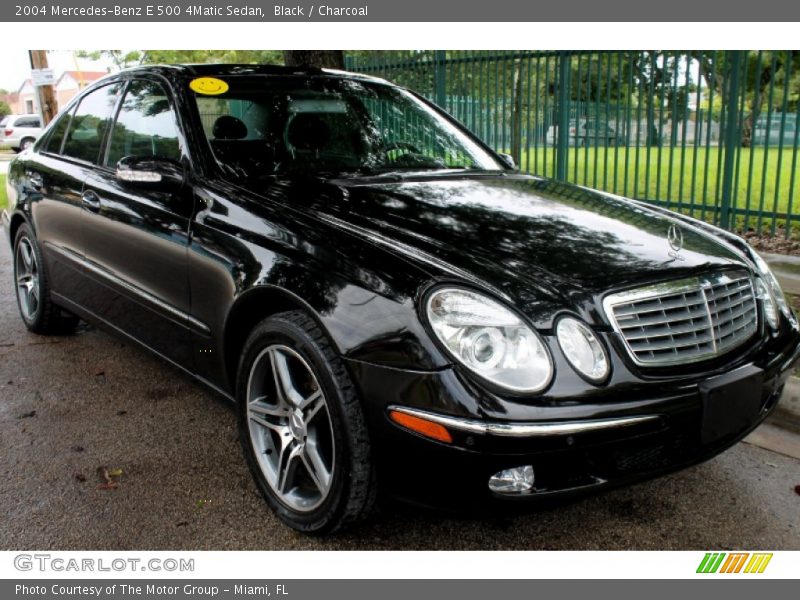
[15,117,41,128]
[43,109,74,155]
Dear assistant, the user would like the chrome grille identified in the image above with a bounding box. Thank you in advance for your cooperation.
[603,271,758,366]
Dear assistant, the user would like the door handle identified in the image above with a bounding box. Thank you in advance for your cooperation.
[26,171,43,190]
[81,190,102,212]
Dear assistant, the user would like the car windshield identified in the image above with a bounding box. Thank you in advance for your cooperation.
[190,75,504,178]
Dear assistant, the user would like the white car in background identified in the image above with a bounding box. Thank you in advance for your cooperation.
[1,114,43,152]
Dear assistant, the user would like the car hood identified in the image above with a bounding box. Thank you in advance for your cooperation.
[256,174,749,325]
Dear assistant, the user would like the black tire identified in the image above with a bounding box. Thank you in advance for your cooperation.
[13,223,80,335]
[236,310,376,534]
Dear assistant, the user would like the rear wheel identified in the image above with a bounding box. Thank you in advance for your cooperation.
[13,223,79,334]
[236,310,375,533]
[20,137,35,151]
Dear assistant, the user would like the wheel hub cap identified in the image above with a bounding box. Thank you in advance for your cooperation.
[289,410,306,440]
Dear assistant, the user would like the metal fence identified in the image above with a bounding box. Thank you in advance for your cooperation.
[345,51,800,236]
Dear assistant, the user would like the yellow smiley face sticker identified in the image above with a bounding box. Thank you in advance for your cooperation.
[189,77,229,96]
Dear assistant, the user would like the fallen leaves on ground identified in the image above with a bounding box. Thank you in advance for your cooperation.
[96,466,124,490]
[743,231,800,256]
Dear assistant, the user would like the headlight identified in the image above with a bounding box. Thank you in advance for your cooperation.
[750,251,796,328]
[425,288,553,393]
[755,278,779,330]
[556,317,610,383]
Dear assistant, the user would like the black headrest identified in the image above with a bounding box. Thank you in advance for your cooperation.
[213,115,247,140]
[287,113,331,152]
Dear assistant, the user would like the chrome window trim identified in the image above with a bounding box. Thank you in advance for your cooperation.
[388,406,660,438]
[602,269,758,367]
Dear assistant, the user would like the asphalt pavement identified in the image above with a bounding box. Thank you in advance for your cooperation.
[1,230,799,550]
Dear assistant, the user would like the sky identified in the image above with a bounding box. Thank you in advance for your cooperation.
[1,50,117,92]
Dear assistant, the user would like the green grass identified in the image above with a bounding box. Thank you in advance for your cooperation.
[0,148,796,233]
[516,146,800,232]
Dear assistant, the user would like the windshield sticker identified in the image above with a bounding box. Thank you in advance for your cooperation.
[189,77,229,95]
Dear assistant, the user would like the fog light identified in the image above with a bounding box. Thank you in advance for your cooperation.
[488,465,535,494]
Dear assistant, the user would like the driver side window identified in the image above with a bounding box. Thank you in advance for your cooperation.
[106,80,181,168]
[360,95,470,168]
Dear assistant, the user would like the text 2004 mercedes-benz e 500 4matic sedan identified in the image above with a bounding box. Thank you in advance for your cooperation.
[4,64,799,533]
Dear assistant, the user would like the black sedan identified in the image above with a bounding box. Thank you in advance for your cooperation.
[3,64,799,534]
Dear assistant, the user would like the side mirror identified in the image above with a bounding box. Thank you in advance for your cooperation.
[115,156,185,188]
[497,153,517,170]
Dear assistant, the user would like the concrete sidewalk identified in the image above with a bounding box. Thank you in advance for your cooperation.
[763,252,800,432]
[771,376,800,432]
[763,252,800,295]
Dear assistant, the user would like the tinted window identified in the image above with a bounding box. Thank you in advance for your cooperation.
[106,80,181,167]
[44,110,73,154]
[62,84,121,163]
[191,77,502,178]
[14,117,39,128]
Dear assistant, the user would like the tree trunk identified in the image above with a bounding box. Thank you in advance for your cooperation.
[283,51,345,69]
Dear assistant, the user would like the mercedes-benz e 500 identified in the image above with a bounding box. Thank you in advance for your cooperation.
[3,64,798,533]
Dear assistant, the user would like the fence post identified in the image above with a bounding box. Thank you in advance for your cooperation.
[555,51,571,181]
[719,50,743,230]
[434,51,447,109]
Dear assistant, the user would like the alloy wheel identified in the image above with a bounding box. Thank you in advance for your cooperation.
[15,237,40,321]
[246,344,335,512]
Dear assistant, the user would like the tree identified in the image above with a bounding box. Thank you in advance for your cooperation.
[692,50,800,147]
[283,51,344,69]
[143,50,283,65]
[75,50,144,70]
[0,100,11,118]
[76,50,285,70]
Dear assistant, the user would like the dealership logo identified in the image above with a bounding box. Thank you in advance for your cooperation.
[696,552,773,574]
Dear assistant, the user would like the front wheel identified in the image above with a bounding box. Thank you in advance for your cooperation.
[236,311,376,533]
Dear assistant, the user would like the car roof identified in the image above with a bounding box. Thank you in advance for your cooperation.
[114,63,392,86]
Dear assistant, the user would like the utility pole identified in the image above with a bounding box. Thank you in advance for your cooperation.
[28,50,57,125]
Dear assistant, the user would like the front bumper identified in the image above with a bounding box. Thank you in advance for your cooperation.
[346,330,800,509]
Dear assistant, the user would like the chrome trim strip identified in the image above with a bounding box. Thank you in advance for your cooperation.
[46,243,210,335]
[388,406,660,438]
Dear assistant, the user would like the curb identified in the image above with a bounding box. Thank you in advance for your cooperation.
[769,376,800,433]
[761,252,800,431]
[761,252,800,296]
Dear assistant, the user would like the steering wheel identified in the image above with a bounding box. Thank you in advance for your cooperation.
[383,140,422,155]
[383,141,427,168]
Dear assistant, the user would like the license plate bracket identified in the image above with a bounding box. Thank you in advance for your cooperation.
[699,364,764,445]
